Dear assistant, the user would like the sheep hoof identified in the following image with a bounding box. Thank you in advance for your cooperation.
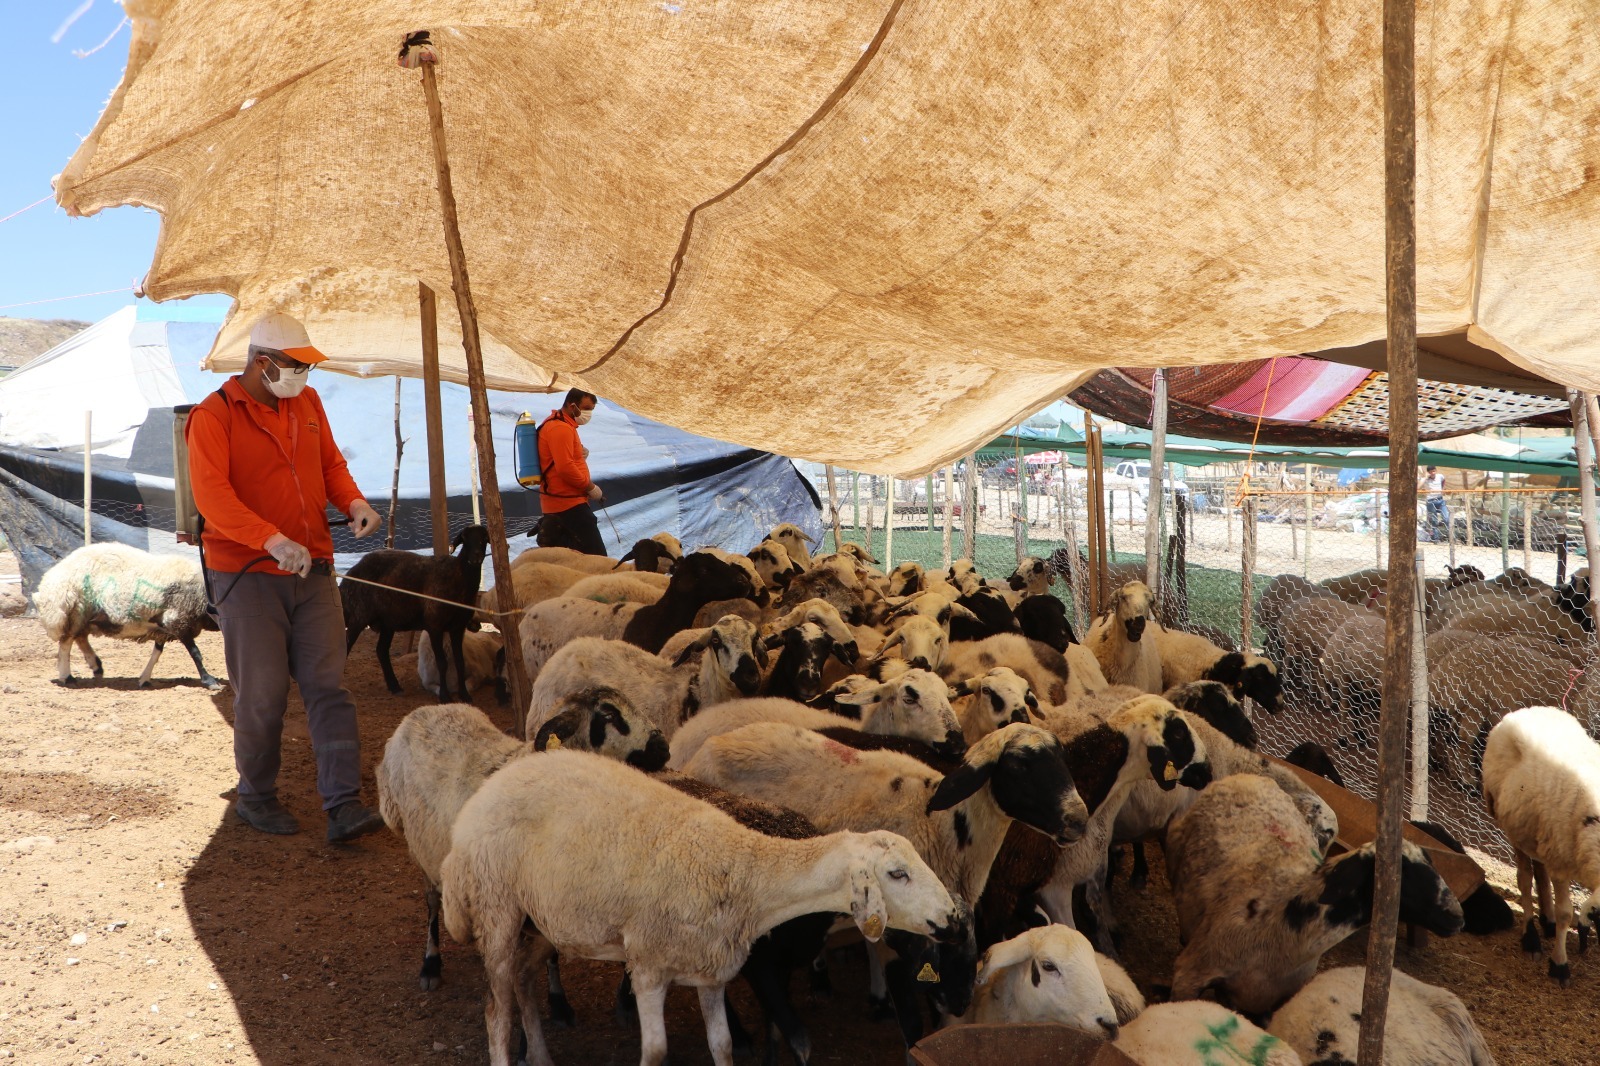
[1543,918,1558,939]
[1549,960,1571,987]
[547,991,575,1029]
[386,682,404,695]
[55,676,76,687]
[1581,926,1591,955]
[92,665,104,678]
[867,994,894,1022]
[137,679,152,690]
[418,956,442,991]
[201,676,226,692]
[1522,921,1544,958]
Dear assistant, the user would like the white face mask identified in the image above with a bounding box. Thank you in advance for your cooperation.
[263,359,310,398]
[575,409,593,426]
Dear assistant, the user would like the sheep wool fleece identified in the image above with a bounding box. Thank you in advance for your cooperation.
[212,570,362,811]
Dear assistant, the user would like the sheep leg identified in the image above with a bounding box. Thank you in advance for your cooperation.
[375,629,403,694]
[808,950,833,995]
[1128,840,1149,890]
[513,935,556,1066]
[1081,865,1121,958]
[1535,861,1557,939]
[76,636,103,678]
[137,641,165,688]
[427,630,453,704]
[181,636,225,690]
[697,984,735,1066]
[632,971,671,1066]
[419,884,443,991]
[1515,849,1542,959]
[344,623,363,653]
[881,954,925,1051]
[742,942,810,1066]
[56,640,73,684]
[866,939,894,1020]
[449,627,471,704]
[615,971,639,1025]
[545,956,576,1028]
[479,918,523,1066]
[1550,878,1573,986]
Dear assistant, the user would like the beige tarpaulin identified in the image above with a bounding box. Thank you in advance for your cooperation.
[54,0,1600,476]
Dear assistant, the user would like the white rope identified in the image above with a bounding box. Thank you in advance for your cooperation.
[0,287,130,311]
[333,568,523,619]
[0,194,54,226]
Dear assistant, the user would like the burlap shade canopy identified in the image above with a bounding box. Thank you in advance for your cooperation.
[55,0,1600,476]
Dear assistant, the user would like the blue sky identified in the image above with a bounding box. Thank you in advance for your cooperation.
[3,3,230,325]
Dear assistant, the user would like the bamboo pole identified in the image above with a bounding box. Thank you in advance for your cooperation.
[942,466,955,569]
[825,465,844,553]
[83,411,92,546]
[419,282,450,557]
[387,377,405,549]
[416,50,531,732]
[1146,369,1168,597]
[1360,0,1419,1051]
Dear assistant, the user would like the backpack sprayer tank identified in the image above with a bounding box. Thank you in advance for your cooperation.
[514,412,544,490]
[172,404,200,543]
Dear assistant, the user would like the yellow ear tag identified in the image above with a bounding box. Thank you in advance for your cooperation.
[864,914,884,939]
[547,734,562,750]
[916,963,939,983]
[1163,761,1179,782]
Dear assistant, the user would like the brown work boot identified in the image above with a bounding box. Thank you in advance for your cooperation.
[326,801,385,844]
[235,797,300,835]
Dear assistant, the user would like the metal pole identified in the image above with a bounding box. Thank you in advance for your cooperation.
[416,49,531,731]
[419,282,450,557]
[1146,369,1168,596]
[1360,0,1419,1051]
[1409,548,1429,821]
[83,411,92,546]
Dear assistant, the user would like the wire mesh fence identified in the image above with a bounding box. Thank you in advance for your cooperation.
[810,457,1595,866]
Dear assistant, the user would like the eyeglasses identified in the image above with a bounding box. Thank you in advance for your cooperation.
[252,347,312,372]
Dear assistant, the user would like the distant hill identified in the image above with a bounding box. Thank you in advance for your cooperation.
[0,317,92,369]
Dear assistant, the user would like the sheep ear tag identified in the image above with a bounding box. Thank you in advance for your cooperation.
[1163,761,1179,782]
[864,914,884,940]
[916,963,939,983]
[546,734,562,750]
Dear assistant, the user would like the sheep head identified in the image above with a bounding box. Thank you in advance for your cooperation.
[1165,681,1257,750]
[887,561,925,597]
[975,926,1119,1037]
[1110,581,1154,641]
[835,668,964,756]
[842,830,967,945]
[1109,695,1210,792]
[534,687,669,771]
[1007,556,1055,596]
[838,542,881,566]
[927,722,1087,846]
[763,622,832,702]
[747,541,800,589]
[676,615,766,696]
[873,615,950,675]
[950,667,1037,743]
[765,523,816,569]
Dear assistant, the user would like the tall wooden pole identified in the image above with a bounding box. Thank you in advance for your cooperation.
[1360,0,1419,1054]
[962,452,978,562]
[824,465,844,553]
[1569,391,1600,637]
[942,466,955,568]
[1240,496,1257,651]
[416,52,531,732]
[387,377,405,549]
[419,282,450,557]
[1146,368,1168,596]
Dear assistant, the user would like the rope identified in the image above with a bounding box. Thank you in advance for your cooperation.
[0,287,130,311]
[1233,357,1281,505]
[1562,664,1588,712]
[0,194,53,226]
[333,568,524,619]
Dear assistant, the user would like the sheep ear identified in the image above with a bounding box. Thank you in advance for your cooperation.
[753,635,769,670]
[976,936,1035,985]
[763,633,787,651]
[672,632,713,667]
[951,603,982,623]
[833,685,884,710]
[948,677,976,698]
[588,708,611,748]
[849,865,887,942]
[1024,691,1039,713]
[873,630,905,658]
[614,547,637,570]
[534,710,581,752]
[927,760,996,814]
[1206,652,1246,686]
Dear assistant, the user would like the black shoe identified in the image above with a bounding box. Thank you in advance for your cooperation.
[236,797,300,835]
[326,801,385,843]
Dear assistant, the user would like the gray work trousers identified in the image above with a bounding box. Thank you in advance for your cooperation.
[209,569,362,810]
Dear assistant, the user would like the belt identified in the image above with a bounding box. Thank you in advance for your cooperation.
[310,559,334,576]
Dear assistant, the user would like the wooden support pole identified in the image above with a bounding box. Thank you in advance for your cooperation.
[1146,368,1168,597]
[1523,490,1533,572]
[1409,548,1430,821]
[419,282,450,557]
[1304,464,1315,578]
[852,472,861,534]
[1569,391,1600,637]
[417,52,531,733]
[1240,496,1257,651]
[1500,471,1510,573]
[885,477,896,569]
[387,377,405,549]
[825,465,844,554]
[1360,0,1419,1052]
[963,454,978,562]
[942,466,955,569]
[865,476,876,556]
[926,473,936,534]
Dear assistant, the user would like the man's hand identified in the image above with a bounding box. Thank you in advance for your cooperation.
[349,499,382,539]
[587,484,604,505]
[263,533,313,578]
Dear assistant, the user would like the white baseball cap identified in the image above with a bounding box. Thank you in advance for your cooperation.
[249,312,327,364]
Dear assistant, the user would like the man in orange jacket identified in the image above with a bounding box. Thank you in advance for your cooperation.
[536,388,608,555]
[186,313,386,842]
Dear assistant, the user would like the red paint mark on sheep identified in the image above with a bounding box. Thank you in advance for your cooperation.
[822,739,860,765]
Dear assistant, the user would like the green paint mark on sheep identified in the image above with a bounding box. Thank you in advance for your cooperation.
[80,573,168,615]
[1192,1015,1284,1065]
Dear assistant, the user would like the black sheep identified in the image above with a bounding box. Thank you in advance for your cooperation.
[1015,594,1076,651]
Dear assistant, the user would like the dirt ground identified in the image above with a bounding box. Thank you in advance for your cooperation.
[0,552,1593,1064]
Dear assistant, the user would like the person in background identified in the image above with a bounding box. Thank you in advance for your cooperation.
[186,312,387,842]
[1422,465,1449,541]
[536,388,607,555]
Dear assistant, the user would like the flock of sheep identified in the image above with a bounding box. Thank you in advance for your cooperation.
[32,523,1600,1065]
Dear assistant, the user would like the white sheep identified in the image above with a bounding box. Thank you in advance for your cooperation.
[1482,705,1600,986]
[1268,966,1496,1065]
[1095,952,1145,1024]
[1084,581,1163,694]
[667,669,965,769]
[417,629,504,699]
[35,542,223,689]
[943,633,1106,712]
[1005,555,1055,598]
[870,615,949,678]
[1152,622,1282,712]
[960,924,1118,1036]
[564,570,671,605]
[526,615,765,741]
[949,666,1038,745]
[1164,773,1462,1013]
[477,561,589,616]
[374,694,668,993]
[511,545,625,574]
[765,522,818,570]
[440,749,965,1066]
[1116,1002,1301,1066]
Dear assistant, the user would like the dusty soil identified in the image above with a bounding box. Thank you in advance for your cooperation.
[0,553,1592,1063]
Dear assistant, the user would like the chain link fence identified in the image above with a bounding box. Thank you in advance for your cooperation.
[810,458,1594,866]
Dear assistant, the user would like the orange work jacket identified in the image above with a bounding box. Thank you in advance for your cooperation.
[538,410,591,515]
